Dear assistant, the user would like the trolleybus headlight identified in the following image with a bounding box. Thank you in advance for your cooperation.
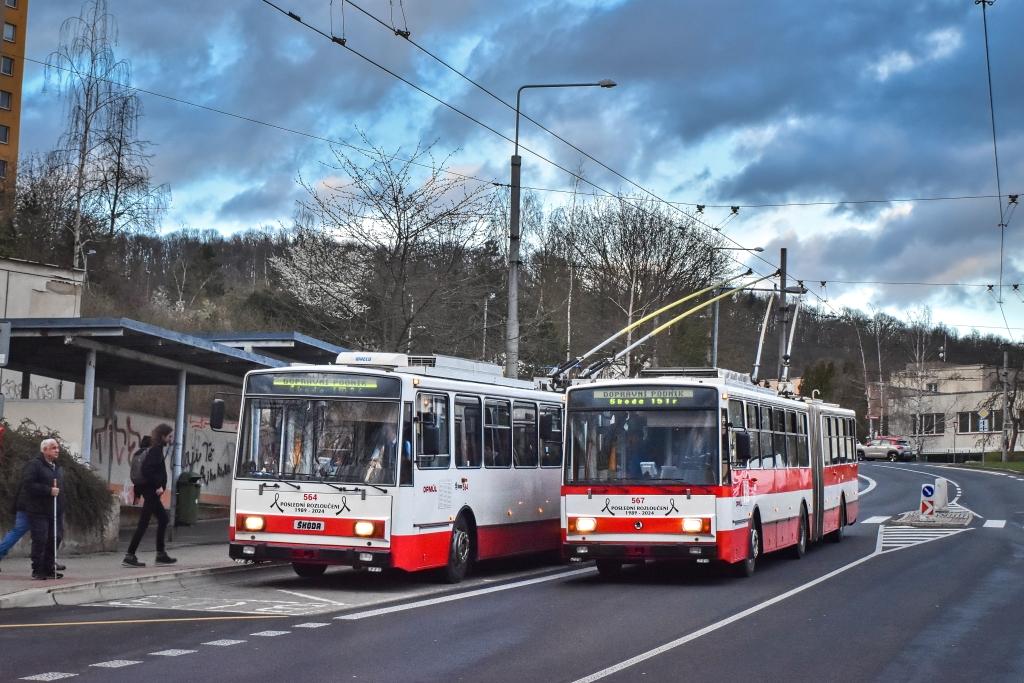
[242,515,266,532]
[353,520,376,537]
[681,517,710,534]
[572,517,598,534]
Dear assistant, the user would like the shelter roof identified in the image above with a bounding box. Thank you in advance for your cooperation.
[199,331,347,365]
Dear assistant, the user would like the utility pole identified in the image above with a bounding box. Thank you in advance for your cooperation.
[1002,350,1009,463]
[777,247,788,385]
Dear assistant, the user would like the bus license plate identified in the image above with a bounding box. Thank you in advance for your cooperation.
[294,520,325,532]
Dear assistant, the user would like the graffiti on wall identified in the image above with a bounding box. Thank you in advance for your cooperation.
[90,411,237,504]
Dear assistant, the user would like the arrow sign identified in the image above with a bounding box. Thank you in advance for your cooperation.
[922,484,934,498]
[921,499,935,515]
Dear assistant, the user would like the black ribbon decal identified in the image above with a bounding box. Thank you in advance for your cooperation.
[270,493,284,512]
[665,498,679,515]
[335,495,352,515]
[600,498,615,516]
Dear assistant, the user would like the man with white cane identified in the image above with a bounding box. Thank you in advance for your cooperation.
[16,439,64,580]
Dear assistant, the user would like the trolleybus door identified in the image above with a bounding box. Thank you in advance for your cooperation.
[808,406,825,541]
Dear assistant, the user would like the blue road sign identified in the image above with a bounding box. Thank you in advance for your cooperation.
[922,484,935,498]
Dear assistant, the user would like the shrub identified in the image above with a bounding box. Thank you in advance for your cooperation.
[0,420,114,532]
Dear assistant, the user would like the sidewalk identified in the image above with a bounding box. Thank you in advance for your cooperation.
[0,519,274,609]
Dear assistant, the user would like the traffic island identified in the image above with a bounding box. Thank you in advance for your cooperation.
[888,510,973,528]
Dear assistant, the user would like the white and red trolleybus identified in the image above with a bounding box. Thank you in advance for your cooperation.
[227,353,564,582]
[561,368,858,577]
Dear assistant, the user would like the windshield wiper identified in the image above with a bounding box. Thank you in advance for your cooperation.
[257,476,301,495]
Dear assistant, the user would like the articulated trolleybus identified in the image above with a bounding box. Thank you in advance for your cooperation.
[228,353,563,582]
[562,368,858,577]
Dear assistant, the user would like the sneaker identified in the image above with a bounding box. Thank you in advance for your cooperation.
[54,563,66,571]
[155,552,177,565]
[51,572,64,579]
[122,554,146,568]
[31,573,49,580]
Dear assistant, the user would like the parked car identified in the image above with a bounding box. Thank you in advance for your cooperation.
[857,436,916,462]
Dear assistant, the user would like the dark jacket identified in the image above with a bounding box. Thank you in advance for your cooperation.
[16,455,64,518]
[135,443,168,496]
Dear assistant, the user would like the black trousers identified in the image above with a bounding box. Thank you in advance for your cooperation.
[28,512,55,576]
[127,490,169,554]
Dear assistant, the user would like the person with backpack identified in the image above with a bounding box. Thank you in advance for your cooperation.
[122,424,177,568]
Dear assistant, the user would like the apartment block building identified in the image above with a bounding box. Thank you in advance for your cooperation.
[1,0,27,218]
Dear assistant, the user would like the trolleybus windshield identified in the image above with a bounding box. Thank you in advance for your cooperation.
[566,386,719,485]
[237,373,404,486]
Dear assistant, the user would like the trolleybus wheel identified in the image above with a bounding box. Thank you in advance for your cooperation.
[789,507,808,559]
[292,562,327,578]
[595,559,622,579]
[736,522,759,578]
[829,499,847,543]
[444,515,472,583]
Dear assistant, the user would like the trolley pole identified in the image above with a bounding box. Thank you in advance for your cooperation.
[777,248,788,385]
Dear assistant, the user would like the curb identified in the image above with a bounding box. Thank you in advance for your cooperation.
[0,561,283,610]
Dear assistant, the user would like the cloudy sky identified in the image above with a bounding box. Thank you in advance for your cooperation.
[19,0,1023,341]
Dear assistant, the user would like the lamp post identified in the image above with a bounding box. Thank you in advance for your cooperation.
[506,79,617,378]
[482,292,496,360]
[709,246,764,367]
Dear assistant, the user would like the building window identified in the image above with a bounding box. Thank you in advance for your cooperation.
[4,1,16,9]
[0,159,7,178]
[912,413,945,435]
[2,23,14,43]
[925,382,938,393]
[0,90,10,110]
[1,56,12,76]
[0,124,9,144]
[956,411,1003,433]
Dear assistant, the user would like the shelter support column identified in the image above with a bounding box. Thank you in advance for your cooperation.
[168,369,187,540]
[81,348,96,464]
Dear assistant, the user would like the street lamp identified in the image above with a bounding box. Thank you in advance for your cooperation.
[482,292,496,360]
[505,79,617,378]
[709,246,764,367]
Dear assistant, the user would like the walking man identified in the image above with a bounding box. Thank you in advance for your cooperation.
[123,423,177,567]
[16,438,64,580]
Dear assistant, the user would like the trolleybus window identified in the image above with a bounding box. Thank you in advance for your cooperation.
[539,405,563,467]
[455,395,482,468]
[786,410,799,467]
[416,393,450,469]
[239,397,401,486]
[513,401,539,467]
[566,409,718,485]
[797,412,809,467]
[759,406,774,467]
[484,399,512,468]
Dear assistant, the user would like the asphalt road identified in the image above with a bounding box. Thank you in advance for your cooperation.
[2,463,1022,682]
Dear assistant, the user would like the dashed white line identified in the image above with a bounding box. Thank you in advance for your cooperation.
[861,516,890,524]
[251,630,291,637]
[149,649,197,657]
[292,622,331,628]
[19,675,77,681]
[89,661,141,669]
[983,520,1007,528]
[202,639,247,646]
[858,474,878,496]
[276,589,348,606]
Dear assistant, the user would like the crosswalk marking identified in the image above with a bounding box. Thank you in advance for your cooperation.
[861,516,890,524]
[983,520,1007,528]
[89,661,141,669]
[202,639,247,646]
[19,675,77,681]
[879,525,969,553]
[251,630,290,637]
[149,649,196,657]
[292,622,331,628]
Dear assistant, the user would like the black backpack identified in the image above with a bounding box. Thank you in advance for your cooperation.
[129,447,148,486]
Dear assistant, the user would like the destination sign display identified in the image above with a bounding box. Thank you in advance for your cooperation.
[247,372,401,398]
[568,385,717,410]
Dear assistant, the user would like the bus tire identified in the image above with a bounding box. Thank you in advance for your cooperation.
[595,559,622,579]
[735,520,760,578]
[829,499,847,543]
[789,506,808,559]
[292,562,327,578]
[443,515,473,583]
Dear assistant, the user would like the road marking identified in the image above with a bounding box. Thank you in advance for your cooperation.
[149,649,197,657]
[869,464,982,517]
[89,661,141,669]
[292,622,331,628]
[858,474,877,496]
[251,630,290,637]
[276,589,348,606]
[19,675,77,681]
[202,639,247,646]
[336,568,595,620]
[861,516,890,524]
[879,526,969,553]
[0,615,280,629]
[572,525,971,683]
[95,595,326,616]
[983,520,1006,528]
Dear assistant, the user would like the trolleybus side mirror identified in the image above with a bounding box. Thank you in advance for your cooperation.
[210,399,225,430]
[734,431,751,464]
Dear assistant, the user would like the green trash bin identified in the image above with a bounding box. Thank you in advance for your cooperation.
[176,471,202,526]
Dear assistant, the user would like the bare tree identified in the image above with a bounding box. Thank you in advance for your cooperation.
[273,139,495,351]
